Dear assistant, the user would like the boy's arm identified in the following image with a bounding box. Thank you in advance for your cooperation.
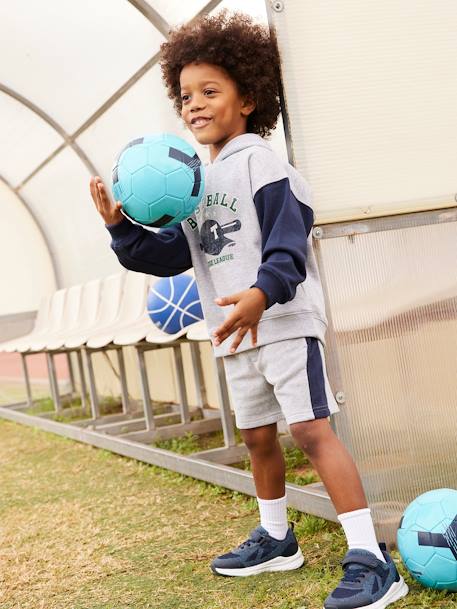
[106,217,192,276]
[89,175,192,276]
[251,177,313,308]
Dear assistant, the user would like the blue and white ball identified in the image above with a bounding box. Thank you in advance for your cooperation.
[148,274,204,334]
[112,133,205,228]
[397,488,457,590]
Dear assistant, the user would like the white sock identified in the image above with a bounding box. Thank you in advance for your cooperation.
[257,494,288,541]
[338,507,386,562]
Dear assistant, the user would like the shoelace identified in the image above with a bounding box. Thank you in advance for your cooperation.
[341,566,371,585]
[238,534,267,550]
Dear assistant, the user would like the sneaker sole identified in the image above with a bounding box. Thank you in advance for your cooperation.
[212,547,304,577]
[323,575,409,609]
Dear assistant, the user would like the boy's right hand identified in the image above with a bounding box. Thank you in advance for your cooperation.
[90,176,124,225]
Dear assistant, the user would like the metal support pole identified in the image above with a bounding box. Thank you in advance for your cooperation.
[46,353,56,406]
[214,357,236,447]
[76,350,87,410]
[313,237,354,448]
[173,344,190,424]
[189,342,207,409]
[46,352,62,413]
[20,353,33,408]
[84,348,100,420]
[66,352,76,395]
[116,348,130,415]
[136,347,156,431]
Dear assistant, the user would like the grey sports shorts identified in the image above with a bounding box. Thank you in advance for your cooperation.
[223,337,340,429]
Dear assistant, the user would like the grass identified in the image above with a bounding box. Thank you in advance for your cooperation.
[153,428,243,454]
[19,394,126,423]
[0,419,456,608]
[0,381,49,406]
[153,430,320,485]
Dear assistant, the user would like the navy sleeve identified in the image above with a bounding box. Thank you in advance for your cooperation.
[251,177,314,308]
[106,217,192,276]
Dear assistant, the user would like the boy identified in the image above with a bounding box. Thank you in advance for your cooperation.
[90,11,408,609]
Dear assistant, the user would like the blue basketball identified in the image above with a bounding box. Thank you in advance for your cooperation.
[111,133,205,228]
[397,488,457,590]
[147,274,204,334]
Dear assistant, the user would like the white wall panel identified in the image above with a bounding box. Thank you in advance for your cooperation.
[0,182,56,314]
[21,148,121,287]
[269,0,457,222]
[0,0,164,133]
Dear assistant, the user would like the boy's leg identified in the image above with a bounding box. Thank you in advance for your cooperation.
[257,337,381,557]
[290,418,386,557]
[240,423,285,499]
[290,418,409,608]
[213,349,306,576]
[240,423,288,541]
[244,417,378,555]
[210,422,304,576]
[289,418,367,514]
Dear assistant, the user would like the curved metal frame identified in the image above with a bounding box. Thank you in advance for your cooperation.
[0,83,99,188]
[127,0,171,37]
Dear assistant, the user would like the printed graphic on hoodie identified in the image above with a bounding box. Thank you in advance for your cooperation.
[186,190,241,267]
[200,219,241,255]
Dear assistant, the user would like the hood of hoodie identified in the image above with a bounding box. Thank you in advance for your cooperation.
[210,133,271,164]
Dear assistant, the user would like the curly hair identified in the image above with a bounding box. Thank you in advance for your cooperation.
[159,10,282,138]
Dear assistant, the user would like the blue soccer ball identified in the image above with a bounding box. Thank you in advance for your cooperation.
[111,133,204,228]
[147,274,204,335]
[397,488,457,590]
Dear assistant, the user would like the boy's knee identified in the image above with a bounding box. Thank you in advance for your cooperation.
[240,424,277,455]
[290,419,330,455]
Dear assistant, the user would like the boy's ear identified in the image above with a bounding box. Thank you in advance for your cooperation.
[241,96,256,117]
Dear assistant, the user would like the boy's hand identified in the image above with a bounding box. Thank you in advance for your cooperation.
[213,288,268,353]
[89,176,123,225]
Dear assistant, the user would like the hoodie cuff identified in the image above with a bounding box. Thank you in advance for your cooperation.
[251,269,286,310]
[105,217,137,240]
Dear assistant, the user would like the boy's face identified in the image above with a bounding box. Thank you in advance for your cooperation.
[180,62,255,162]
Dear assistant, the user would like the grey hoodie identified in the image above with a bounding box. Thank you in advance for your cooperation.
[107,133,328,357]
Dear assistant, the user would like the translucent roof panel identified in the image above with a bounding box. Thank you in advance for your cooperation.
[20,147,120,288]
[77,64,210,189]
[0,92,63,188]
[0,0,165,133]
[147,0,217,25]
[1,0,290,307]
[213,0,268,22]
[1,181,56,315]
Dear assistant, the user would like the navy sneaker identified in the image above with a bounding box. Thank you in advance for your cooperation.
[323,543,409,609]
[211,524,304,577]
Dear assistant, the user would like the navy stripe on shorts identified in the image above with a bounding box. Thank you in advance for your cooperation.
[306,337,331,419]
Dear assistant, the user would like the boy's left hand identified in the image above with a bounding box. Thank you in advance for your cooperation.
[213,287,268,353]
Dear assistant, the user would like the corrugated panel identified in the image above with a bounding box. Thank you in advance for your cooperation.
[315,210,457,542]
[269,0,457,223]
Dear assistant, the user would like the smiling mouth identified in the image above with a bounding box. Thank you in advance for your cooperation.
[192,118,212,128]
